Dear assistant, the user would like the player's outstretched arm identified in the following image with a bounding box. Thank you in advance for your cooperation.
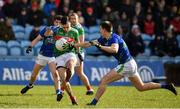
[98,43,119,54]
[74,40,98,48]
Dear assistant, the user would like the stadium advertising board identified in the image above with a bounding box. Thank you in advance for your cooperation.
[84,60,164,85]
[0,60,164,85]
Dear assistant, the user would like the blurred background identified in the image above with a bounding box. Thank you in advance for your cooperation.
[0,0,180,86]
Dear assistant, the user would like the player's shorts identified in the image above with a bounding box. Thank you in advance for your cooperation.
[56,52,77,68]
[113,58,139,77]
[36,54,56,66]
[76,52,85,66]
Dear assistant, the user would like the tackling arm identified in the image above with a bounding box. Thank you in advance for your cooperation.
[99,43,119,54]
[74,40,97,48]
[89,40,119,54]
[30,35,42,47]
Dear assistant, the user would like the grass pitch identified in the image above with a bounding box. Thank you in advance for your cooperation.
[0,85,180,108]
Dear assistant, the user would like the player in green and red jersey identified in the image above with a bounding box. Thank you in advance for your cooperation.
[69,13,94,95]
[53,16,79,105]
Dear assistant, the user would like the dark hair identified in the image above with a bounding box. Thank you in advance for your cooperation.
[61,16,69,25]
[100,21,113,32]
[69,12,78,17]
[54,15,62,21]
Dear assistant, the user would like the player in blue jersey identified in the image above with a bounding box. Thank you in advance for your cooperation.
[20,15,63,101]
[74,21,177,105]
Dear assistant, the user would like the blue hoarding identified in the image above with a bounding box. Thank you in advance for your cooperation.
[0,60,164,85]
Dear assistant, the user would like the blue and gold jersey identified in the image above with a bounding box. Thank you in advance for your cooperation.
[98,33,132,64]
[39,26,58,57]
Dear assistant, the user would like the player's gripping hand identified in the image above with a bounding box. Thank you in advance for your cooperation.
[26,46,32,53]
[62,43,74,50]
[77,53,84,62]
[89,41,101,48]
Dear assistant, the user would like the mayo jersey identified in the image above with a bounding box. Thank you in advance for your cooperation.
[38,26,58,57]
[53,27,79,57]
[98,33,132,64]
[72,23,85,53]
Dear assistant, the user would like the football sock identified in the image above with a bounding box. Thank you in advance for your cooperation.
[70,95,74,100]
[86,86,92,91]
[161,83,169,89]
[61,86,65,91]
[90,98,98,105]
[28,83,33,87]
[56,89,62,94]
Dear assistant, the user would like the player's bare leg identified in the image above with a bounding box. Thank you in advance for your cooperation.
[75,62,93,95]
[88,70,123,105]
[129,74,177,95]
[21,63,43,94]
[57,68,77,105]
[57,67,67,102]
[65,59,78,105]
[65,82,78,105]
[48,62,62,100]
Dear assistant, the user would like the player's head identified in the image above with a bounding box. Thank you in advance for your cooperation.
[69,13,79,26]
[53,15,62,27]
[100,21,113,37]
[61,16,71,33]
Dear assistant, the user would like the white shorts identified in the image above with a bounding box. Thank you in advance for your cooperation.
[56,52,77,68]
[76,52,85,66]
[113,58,139,77]
[36,54,56,66]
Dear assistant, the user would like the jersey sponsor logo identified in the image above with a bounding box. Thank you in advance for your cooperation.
[2,68,50,81]
[138,66,155,82]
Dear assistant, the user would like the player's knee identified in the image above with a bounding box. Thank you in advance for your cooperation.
[100,78,108,86]
[60,77,66,83]
[76,71,84,76]
[52,72,58,79]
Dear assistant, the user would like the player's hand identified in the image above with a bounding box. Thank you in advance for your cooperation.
[26,46,32,53]
[89,41,101,48]
[62,43,74,50]
[77,53,84,62]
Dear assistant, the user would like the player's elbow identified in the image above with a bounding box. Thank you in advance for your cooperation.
[112,48,118,53]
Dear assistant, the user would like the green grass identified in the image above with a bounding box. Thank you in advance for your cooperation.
[0,85,180,108]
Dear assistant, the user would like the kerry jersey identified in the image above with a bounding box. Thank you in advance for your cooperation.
[98,33,132,64]
[72,23,85,53]
[39,26,58,57]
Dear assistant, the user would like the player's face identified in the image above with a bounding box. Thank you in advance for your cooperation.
[62,23,71,33]
[54,19,61,27]
[70,15,77,26]
[99,26,105,37]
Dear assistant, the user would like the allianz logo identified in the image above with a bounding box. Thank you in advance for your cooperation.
[2,68,53,81]
[90,66,155,82]
[138,66,154,82]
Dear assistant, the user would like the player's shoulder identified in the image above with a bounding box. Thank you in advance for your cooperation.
[50,25,57,29]
[76,24,83,29]
[73,24,84,30]
[111,33,122,39]
[70,27,79,33]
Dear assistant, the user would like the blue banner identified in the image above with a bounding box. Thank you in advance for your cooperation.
[84,60,164,85]
[0,60,164,85]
